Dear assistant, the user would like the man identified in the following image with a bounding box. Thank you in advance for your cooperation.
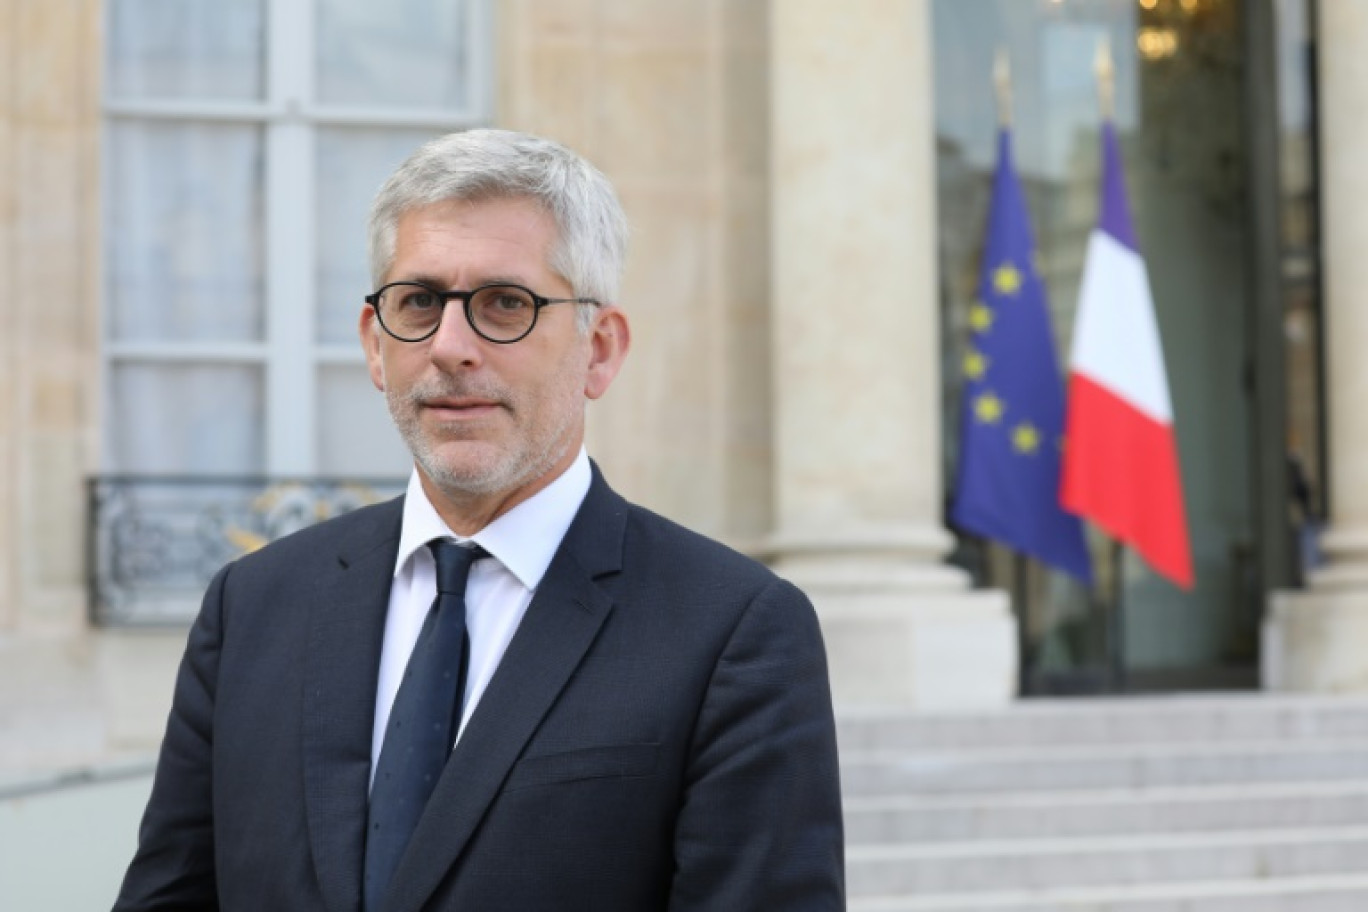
[115,129,844,911]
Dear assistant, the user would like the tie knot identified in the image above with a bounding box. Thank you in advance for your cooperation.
[428,540,485,595]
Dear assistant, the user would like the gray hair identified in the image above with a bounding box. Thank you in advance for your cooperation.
[368,129,629,327]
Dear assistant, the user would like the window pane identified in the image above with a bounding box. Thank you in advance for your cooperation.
[316,0,474,108]
[108,0,265,101]
[315,127,443,344]
[107,121,265,343]
[110,364,264,474]
[317,366,411,477]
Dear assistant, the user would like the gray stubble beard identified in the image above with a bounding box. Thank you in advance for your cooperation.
[384,363,585,504]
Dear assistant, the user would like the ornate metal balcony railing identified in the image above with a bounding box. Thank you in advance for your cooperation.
[88,475,406,626]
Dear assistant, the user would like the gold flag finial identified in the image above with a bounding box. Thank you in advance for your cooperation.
[994,47,1012,128]
[1095,36,1115,121]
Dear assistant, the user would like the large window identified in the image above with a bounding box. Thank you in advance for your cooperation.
[102,0,492,478]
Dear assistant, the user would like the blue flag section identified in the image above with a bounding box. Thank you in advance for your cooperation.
[951,129,1093,583]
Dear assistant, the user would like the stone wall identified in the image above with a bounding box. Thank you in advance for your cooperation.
[0,0,102,635]
[497,0,774,549]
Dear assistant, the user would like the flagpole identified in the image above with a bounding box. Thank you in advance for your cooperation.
[994,47,1012,128]
[993,47,1034,695]
[1013,553,1032,694]
[1095,36,1115,123]
[1109,541,1127,692]
[1093,35,1128,693]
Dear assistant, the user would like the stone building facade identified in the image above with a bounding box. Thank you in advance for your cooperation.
[0,0,1356,772]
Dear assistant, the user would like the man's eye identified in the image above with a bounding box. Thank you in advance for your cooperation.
[399,290,440,310]
[489,293,530,312]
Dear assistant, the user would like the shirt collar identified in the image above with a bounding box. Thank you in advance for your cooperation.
[394,447,592,591]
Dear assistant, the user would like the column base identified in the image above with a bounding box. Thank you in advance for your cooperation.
[784,560,1017,710]
[95,630,184,751]
[0,628,181,773]
[1264,587,1368,692]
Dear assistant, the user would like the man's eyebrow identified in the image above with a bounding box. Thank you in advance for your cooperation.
[391,273,450,288]
[391,273,534,289]
[478,275,535,287]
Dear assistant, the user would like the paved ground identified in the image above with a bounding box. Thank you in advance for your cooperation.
[0,629,180,782]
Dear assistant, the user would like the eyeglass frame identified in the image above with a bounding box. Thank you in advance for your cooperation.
[364,280,602,344]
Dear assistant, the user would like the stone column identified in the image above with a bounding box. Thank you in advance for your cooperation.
[768,0,1015,708]
[1265,3,1368,691]
[0,0,101,634]
[0,0,186,767]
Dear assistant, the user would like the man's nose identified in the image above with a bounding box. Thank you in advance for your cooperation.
[427,303,486,369]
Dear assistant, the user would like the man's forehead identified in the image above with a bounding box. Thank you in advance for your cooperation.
[393,197,554,250]
[387,195,569,288]
[403,193,553,227]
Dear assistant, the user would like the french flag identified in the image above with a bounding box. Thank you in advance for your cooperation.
[1061,123,1193,589]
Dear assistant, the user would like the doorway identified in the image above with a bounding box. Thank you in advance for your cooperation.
[934,0,1319,692]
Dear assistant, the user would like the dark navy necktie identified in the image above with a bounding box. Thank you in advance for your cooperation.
[364,540,484,912]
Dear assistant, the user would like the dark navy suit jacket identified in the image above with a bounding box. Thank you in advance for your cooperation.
[115,466,845,911]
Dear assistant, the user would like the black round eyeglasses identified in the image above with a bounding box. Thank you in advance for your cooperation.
[364,281,601,344]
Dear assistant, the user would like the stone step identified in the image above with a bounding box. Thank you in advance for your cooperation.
[845,826,1368,897]
[838,695,1368,752]
[848,873,1368,912]
[841,739,1368,796]
[844,780,1368,843]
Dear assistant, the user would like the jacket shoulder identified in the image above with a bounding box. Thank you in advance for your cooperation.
[619,500,782,592]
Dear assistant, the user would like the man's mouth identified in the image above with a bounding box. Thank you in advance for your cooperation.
[421,397,504,419]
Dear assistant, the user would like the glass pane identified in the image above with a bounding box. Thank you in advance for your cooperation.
[110,364,264,474]
[1276,0,1325,584]
[317,366,411,477]
[107,121,265,343]
[316,0,473,108]
[108,0,265,101]
[315,127,443,344]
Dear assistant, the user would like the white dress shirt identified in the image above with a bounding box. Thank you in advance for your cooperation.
[369,448,592,783]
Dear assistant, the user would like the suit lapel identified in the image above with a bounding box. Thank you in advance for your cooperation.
[384,469,628,912]
[303,498,404,912]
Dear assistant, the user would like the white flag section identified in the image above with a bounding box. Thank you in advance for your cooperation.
[1061,123,1193,589]
[1069,232,1173,425]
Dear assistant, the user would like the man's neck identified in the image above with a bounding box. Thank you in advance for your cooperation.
[418,443,582,536]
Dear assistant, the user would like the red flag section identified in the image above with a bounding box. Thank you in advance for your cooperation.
[1062,374,1192,588]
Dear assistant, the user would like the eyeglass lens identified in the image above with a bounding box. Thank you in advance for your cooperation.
[377,284,538,341]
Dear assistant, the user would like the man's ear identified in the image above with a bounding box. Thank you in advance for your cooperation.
[360,305,386,391]
[584,307,631,400]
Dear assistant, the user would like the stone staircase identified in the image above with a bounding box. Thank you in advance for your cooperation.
[839,695,1368,911]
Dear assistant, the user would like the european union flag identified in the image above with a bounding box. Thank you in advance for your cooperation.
[951,129,1093,583]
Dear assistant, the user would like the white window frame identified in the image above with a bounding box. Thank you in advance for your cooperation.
[102,0,493,476]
